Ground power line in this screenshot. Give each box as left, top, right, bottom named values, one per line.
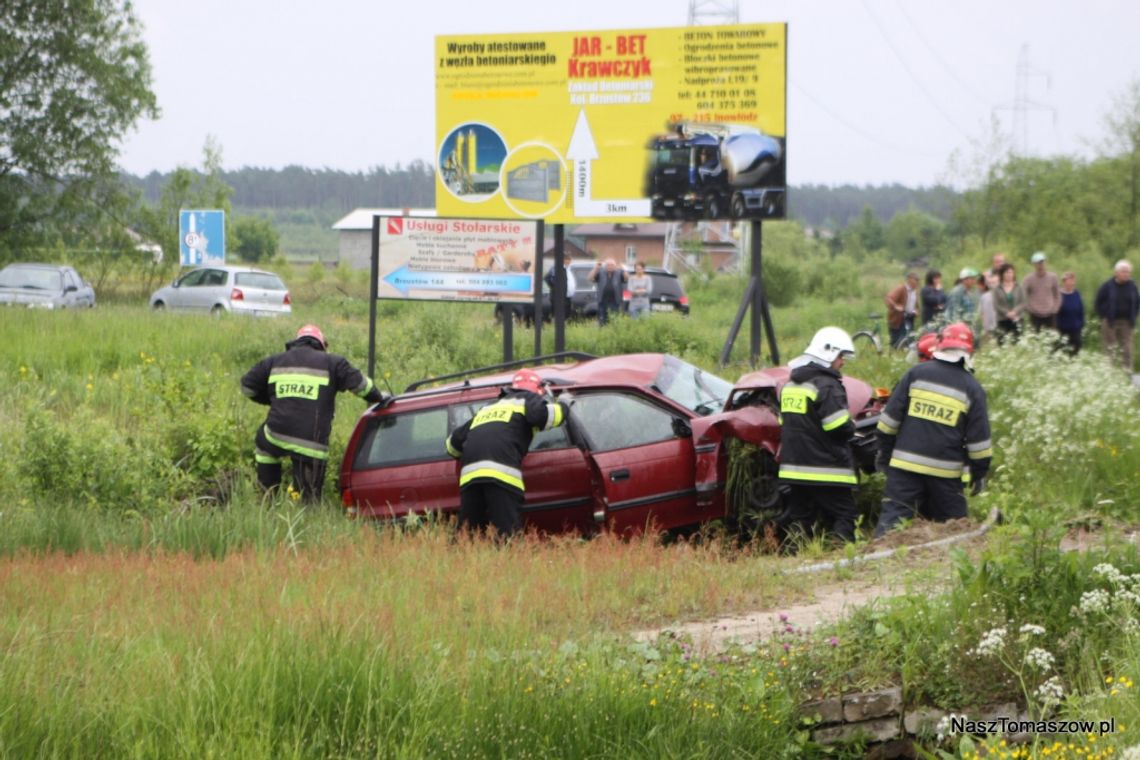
left=790, top=78, right=946, bottom=159
left=859, top=0, right=972, bottom=139
left=893, top=0, right=991, bottom=109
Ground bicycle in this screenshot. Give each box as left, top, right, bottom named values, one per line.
left=851, top=313, right=918, bottom=355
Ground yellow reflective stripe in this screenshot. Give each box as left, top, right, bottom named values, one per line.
left=547, top=402, right=564, bottom=430
left=821, top=410, right=850, bottom=431
left=445, top=437, right=461, bottom=459
left=906, top=387, right=964, bottom=427
left=968, top=447, right=993, bottom=460
left=779, top=469, right=858, bottom=485
left=889, top=457, right=962, bottom=479
left=877, top=420, right=899, bottom=435
left=264, top=427, right=329, bottom=460
left=779, top=464, right=857, bottom=485
left=354, top=377, right=374, bottom=397
left=255, top=452, right=283, bottom=464
left=459, top=468, right=525, bottom=491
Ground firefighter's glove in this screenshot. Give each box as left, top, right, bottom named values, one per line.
left=970, top=477, right=987, bottom=497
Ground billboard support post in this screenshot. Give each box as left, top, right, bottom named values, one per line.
left=533, top=224, right=545, bottom=357
left=502, top=308, right=513, bottom=363
left=719, top=220, right=780, bottom=368
left=553, top=224, right=566, bottom=353
left=368, top=215, right=380, bottom=379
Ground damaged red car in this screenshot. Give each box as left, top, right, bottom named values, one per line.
left=340, top=353, right=885, bottom=535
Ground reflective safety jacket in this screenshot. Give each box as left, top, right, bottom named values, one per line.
left=446, top=391, right=568, bottom=493
left=241, top=337, right=383, bottom=461
left=777, top=361, right=857, bottom=486
left=876, top=358, right=992, bottom=480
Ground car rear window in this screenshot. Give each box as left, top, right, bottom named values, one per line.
left=235, top=272, right=286, bottom=290
left=649, top=274, right=684, bottom=298
left=355, top=408, right=449, bottom=468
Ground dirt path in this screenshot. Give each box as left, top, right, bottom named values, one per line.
left=635, top=517, right=1138, bottom=655
left=633, top=517, right=992, bottom=654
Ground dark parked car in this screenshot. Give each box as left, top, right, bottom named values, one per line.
left=494, top=281, right=553, bottom=326
left=0, top=263, right=96, bottom=309
left=340, top=353, right=884, bottom=536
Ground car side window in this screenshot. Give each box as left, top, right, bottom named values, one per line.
left=63, top=270, right=79, bottom=290
left=357, top=408, right=449, bottom=468
left=203, top=269, right=227, bottom=286
left=571, top=392, right=680, bottom=452
left=178, top=270, right=208, bottom=287
left=451, top=399, right=572, bottom=452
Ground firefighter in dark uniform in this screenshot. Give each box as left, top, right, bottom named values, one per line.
left=445, top=369, right=569, bottom=537
left=241, top=324, right=385, bottom=502
left=873, top=322, right=992, bottom=538
left=776, top=326, right=860, bottom=543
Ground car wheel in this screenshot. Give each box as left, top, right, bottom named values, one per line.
left=211, top=304, right=226, bottom=317
left=728, top=447, right=783, bottom=540
left=152, top=301, right=165, bottom=311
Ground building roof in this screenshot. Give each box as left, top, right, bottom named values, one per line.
left=570, top=223, right=672, bottom=238
left=332, top=208, right=436, bottom=231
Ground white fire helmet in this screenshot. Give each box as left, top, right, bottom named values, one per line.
left=804, top=327, right=856, bottom=364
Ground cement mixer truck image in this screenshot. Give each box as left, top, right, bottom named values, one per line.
left=645, top=122, right=786, bottom=220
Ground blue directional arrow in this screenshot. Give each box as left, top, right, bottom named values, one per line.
left=382, top=265, right=533, bottom=297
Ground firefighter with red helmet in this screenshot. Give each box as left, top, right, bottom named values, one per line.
left=446, top=369, right=569, bottom=537
left=241, top=324, right=386, bottom=502
left=873, top=322, right=992, bottom=538
left=915, top=331, right=939, bottom=362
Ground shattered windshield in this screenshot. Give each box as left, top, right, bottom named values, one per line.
left=653, top=356, right=733, bottom=416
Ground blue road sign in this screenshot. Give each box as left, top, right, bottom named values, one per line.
left=179, top=210, right=226, bottom=266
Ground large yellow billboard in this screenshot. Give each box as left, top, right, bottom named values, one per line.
left=435, top=23, right=787, bottom=223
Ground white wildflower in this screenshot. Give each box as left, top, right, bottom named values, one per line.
left=1094, top=563, right=1127, bottom=585
left=1035, top=676, right=1065, bottom=705
left=1079, top=589, right=1111, bottom=614
left=1118, top=589, right=1140, bottom=606
left=972, top=627, right=1007, bottom=657
left=1025, top=647, right=1055, bottom=671
left=935, top=713, right=962, bottom=742
left=1019, top=623, right=1046, bottom=637
left=1122, top=745, right=1140, bottom=760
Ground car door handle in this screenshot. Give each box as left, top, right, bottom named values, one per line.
left=609, top=469, right=630, bottom=482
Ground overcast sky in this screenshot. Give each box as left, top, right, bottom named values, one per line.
left=116, top=0, right=1140, bottom=187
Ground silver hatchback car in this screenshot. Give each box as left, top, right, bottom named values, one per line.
left=149, top=266, right=291, bottom=316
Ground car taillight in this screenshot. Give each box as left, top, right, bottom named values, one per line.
left=283, top=291, right=291, bottom=305
left=342, top=485, right=354, bottom=507
left=230, top=287, right=244, bottom=301
left=679, top=295, right=689, bottom=306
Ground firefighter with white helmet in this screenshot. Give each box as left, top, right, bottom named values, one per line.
left=446, top=368, right=569, bottom=537
left=241, top=324, right=386, bottom=502
left=873, top=322, right=993, bottom=538
left=775, top=326, right=860, bottom=544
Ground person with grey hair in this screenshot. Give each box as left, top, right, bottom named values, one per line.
left=589, top=258, right=628, bottom=326
left=1094, top=260, right=1139, bottom=370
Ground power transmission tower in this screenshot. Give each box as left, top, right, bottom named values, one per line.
left=663, top=1, right=742, bottom=276
left=995, top=44, right=1055, bottom=155
left=688, top=0, right=739, bottom=24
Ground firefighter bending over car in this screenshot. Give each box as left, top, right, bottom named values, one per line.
left=873, top=322, right=992, bottom=538
left=241, top=324, right=386, bottom=502
left=446, top=369, right=569, bottom=537
left=776, top=327, right=860, bottom=544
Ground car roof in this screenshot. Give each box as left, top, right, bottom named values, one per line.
left=2, top=263, right=70, bottom=271
left=391, top=353, right=671, bottom=409
left=182, top=265, right=277, bottom=275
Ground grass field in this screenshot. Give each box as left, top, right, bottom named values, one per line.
left=2, top=255, right=1139, bottom=758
